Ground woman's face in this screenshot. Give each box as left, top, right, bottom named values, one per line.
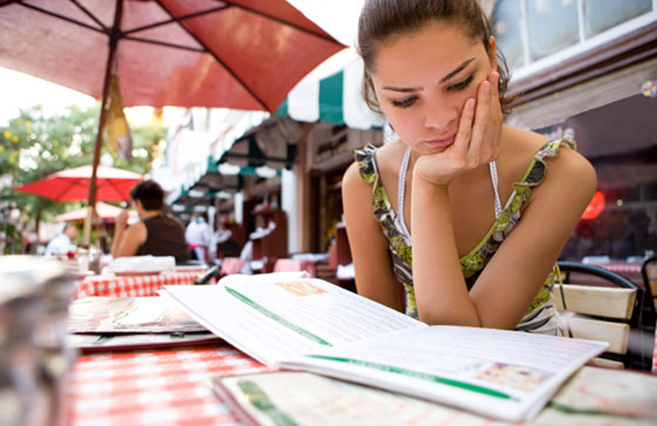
left=370, top=21, right=496, bottom=155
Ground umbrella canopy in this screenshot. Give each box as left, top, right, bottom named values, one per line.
left=219, top=116, right=301, bottom=169
left=0, top=0, right=344, bottom=112
left=275, top=55, right=384, bottom=130
left=55, top=201, right=124, bottom=222
left=14, top=165, right=143, bottom=202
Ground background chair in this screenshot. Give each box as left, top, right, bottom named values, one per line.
left=555, top=261, right=648, bottom=370
left=641, top=255, right=657, bottom=328
left=194, top=265, right=221, bottom=285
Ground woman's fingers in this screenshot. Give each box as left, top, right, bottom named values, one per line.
left=487, top=72, right=502, bottom=162
left=467, top=79, right=491, bottom=164
left=452, top=97, right=476, bottom=160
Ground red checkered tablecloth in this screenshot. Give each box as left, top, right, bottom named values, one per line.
left=73, top=271, right=202, bottom=300
left=596, top=263, right=642, bottom=276
left=66, top=344, right=269, bottom=425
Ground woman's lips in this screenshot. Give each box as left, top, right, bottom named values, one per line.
left=424, top=135, right=456, bottom=149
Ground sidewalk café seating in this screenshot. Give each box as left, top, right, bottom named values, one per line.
left=555, top=261, right=647, bottom=370
left=273, top=258, right=317, bottom=278
left=220, top=257, right=247, bottom=277
left=194, top=265, right=221, bottom=285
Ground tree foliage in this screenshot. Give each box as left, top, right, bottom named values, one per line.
left=0, top=103, right=166, bottom=238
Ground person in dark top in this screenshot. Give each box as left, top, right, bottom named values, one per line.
left=111, top=180, right=190, bottom=264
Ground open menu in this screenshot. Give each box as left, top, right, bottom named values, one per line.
left=66, top=332, right=221, bottom=352
left=66, top=296, right=221, bottom=352
left=161, top=273, right=608, bottom=422
left=67, top=296, right=208, bottom=334
left=212, top=367, right=657, bottom=426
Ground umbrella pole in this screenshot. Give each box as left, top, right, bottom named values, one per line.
left=83, top=0, right=124, bottom=248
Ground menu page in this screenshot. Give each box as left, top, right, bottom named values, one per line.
left=162, top=273, right=425, bottom=366
left=283, top=326, right=608, bottom=422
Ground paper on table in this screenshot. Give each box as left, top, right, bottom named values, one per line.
left=214, top=368, right=657, bottom=426
left=161, top=273, right=424, bottom=366
left=67, top=332, right=222, bottom=352
left=545, top=366, right=657, bottom=419
left=281, top=326, right=608, bottom=422
left=67, top=297, right=207, bottom=334
left=105, top=255, right=175, bottom=274
left=162, top=273, right=607, bottom=422
left=213, top=371, right=511, bottom=426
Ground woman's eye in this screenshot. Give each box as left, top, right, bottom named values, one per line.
left=391, top=96, right=418, bottom=109
left=448, top=74, right=474, bottom=91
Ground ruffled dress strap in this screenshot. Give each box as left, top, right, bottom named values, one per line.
left=355, top=143, right=380, bottom=185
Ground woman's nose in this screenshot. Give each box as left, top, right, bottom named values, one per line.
left=423, top=97, right=459, bottom=130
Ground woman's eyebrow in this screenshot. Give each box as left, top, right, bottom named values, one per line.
left=380, top=58, right=476, bottom=92
left=439, top=58, right=476, bottom=84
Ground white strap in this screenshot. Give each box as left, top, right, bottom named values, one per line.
left=397, top=147, right=412, bottom=238
left=489, top=161, right=502, bottom=219
left=398, top=149, right=502, bottom=238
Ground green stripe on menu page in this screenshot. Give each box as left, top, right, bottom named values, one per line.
left=225, top=286, right=332, bottom=347
left=238, top=380, right=299, bottom=426
left=306, top=355, right=518, bottom=401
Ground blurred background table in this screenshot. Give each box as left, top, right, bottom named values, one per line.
left=66, top=344, right=268, bottom=426
left=596, top=262, right=642, bottom=280
left=73, top=269, right=206, bottom=299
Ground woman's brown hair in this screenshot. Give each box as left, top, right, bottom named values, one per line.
left=357, top=0, right=514, bottom=114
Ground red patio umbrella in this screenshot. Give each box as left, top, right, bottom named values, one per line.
left=0, top=0, right=344, bottom=244
left=15, top=165, right=143, bottom=202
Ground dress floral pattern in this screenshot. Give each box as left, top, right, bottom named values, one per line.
left=355, top=137, right=575, bottom=334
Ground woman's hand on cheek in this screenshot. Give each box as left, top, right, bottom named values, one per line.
left=471, top=72, right=502, bottom=165
left=414, top=72, right=502, bottom=187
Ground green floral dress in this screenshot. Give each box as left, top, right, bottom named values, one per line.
left=355, top=137, right=575, bottom=335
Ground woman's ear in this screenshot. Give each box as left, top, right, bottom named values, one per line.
left=489, top=35, right=498, bottom=70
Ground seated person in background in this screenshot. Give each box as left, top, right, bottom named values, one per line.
left=185, top=213, right=211, bottom=261
left=111, top=180, right=190, bottom=264
left=45, top=224, right=78, bottom=257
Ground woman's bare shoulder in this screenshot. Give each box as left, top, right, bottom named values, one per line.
left=373, top=141, right=407, bottom=175
left=505, top=127, right=597, bottom=198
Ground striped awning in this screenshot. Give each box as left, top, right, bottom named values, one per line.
left=275, top=57, right=385, bottom=130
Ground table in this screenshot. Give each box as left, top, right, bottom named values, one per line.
left=74, top=271, right=202, bottom=300
left=66, top=344, right=269, bottom=426
left=594, top=263, right=644, bottom=287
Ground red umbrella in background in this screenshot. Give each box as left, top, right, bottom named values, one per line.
left=55, top=201, right=125, bottom=223
left=0, top=0, right=345, bottom=244
left=15, top=165, right=143, bottom=202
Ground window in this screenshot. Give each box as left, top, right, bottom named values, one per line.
left=585, top=0, right=653, bottom=37
left=492, top=0, right=656, bottom=83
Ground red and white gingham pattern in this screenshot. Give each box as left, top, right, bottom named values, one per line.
left=73, top=271, right=201, bottom=300
left=66, top=344, right=270, bottom=426
left=596, top=263, right=642, bottom=276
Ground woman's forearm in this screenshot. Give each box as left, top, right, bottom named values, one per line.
left=111, top=226, right=126, bottom=258
left=411, top=172, right=481, bottom=326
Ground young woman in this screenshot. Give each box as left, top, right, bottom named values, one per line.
left=342, top=0, right=596, bottom=334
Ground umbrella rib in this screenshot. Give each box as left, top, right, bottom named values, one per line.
left=122, top=5, right=230, bottom=36
left=16, top=2, right=105, bottom=34
left=153, top=0, right=269, bottom=111
left=0, top=0, right=20, bottom=10
left=221, top=0, right=338, bottom=44
left=123, top=36, right=206, bottom=53
left=68, top=0, right=108, bottom=32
